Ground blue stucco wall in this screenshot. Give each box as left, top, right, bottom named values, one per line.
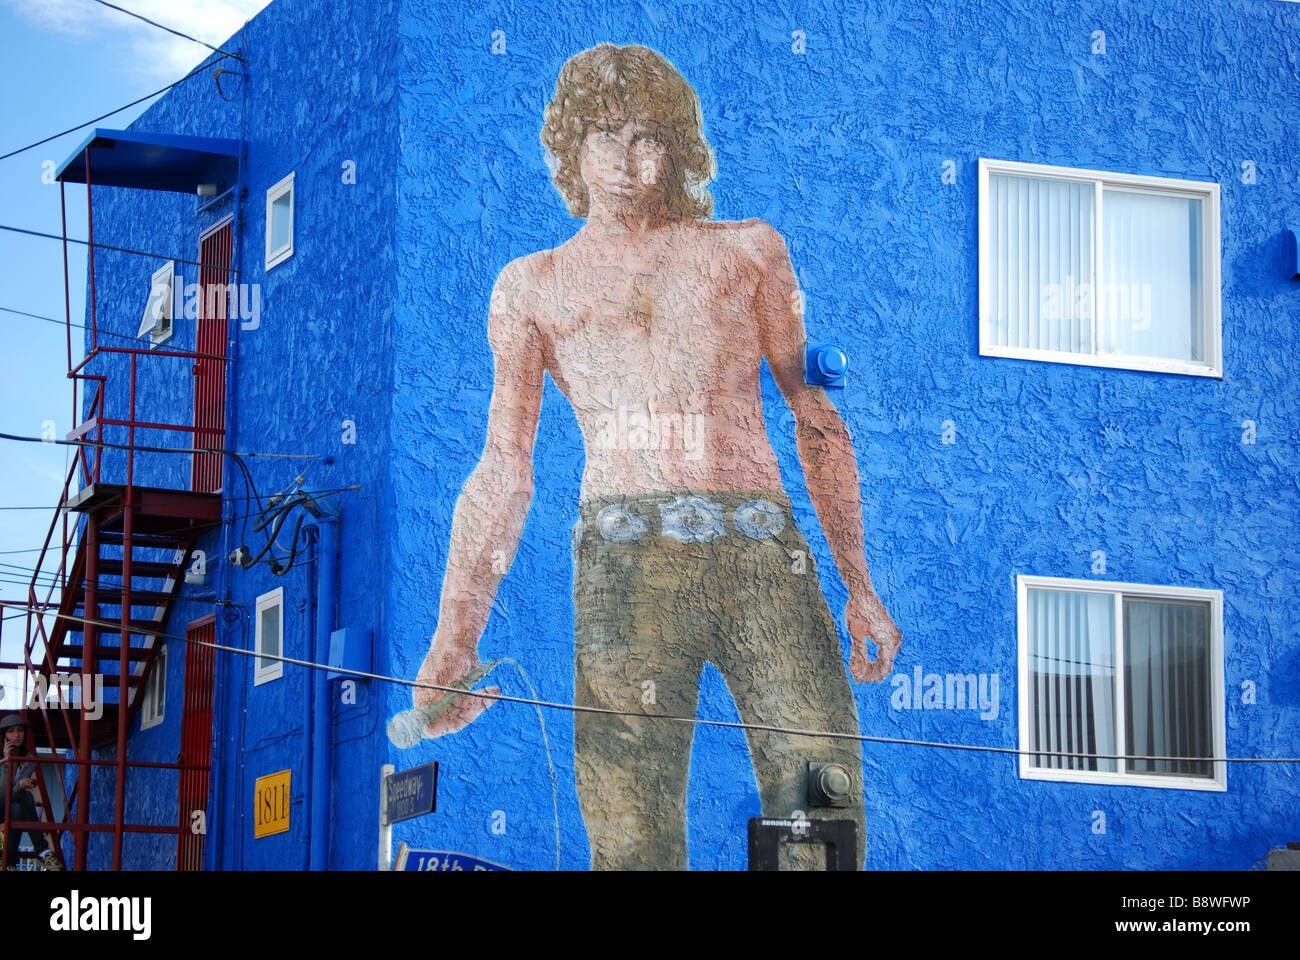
left=387, top=0, right=1300, bottom=870
left=66, top=0, right=1298, bottom=871
left=76, top=0, right=399, bottom=869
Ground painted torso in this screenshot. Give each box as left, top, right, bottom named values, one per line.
left=523, top=218, right=787, bottom=500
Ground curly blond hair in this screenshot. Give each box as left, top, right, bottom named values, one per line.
left=541, top=43, right=716, bottom=219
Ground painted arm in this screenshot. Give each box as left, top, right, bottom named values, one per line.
left=752, top=222, right=902, bottom=682
left=414, top=257, right=545, bottom=735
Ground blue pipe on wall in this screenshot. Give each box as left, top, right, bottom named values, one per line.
left=307, top=515, right=339, bottom=870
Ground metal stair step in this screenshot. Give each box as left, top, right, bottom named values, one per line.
left=95, top=559, right=181, bottom=578
left=59, top=617, right=165, bottom=637
left=56, top=644, right=153, bottom=662
left=95, top=531, right=189, bottom=548
left=75, top=588, right=174, bottom=606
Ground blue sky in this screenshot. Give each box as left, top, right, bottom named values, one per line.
left=0, top=0, right=270, bottom=702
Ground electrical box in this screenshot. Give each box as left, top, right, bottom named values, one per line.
left=327, top=628, right=372, bottom=680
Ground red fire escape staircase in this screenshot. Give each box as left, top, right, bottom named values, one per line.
left=47, top=478, right=221, bottom=749
left=0, top=131, right=240, bottom=871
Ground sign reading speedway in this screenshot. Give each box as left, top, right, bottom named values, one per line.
left=383, top=762, right=437, bottom=825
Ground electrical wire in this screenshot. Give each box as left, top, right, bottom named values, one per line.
left=0, top=305, right=238, bottom=362
left=0, top=484, right=360, bottom=514
left=0, top=429, right=315, bottom=461
left=88, top=0, right=247, bottom=62
left=0, top=431, right=307, bottom=560
left=498, top=658, right=560, bottom=870
left=0, top=439, right=357, bottom=581
left=0, top=489, right=363, bottom=589
left=2, top=601, right=1296, bottom=766
left=0, top=224, right=242, bottom=275
left=238, top=471, right=332, bottom=575
left=0, top=55, right=236, bottom=163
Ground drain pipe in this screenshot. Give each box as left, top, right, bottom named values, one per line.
left=305, top=502, right=340, bottom=871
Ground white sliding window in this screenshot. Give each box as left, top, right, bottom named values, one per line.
left=980, top=160, right=1221, bottom=377
left=1017, top=575, right=1225, bottom=791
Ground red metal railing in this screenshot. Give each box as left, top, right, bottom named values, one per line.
left=1, top=753, right=210, bottom=870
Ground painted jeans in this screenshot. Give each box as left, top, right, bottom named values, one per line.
left=571, top=490, right=866, bottom=870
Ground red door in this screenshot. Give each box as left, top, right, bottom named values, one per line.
left=193, top=220, right=231, bottom=493
left=177, top=616, right=216, bottom=870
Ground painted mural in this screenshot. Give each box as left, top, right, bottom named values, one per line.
left=388, top=43, right=901, bottom=870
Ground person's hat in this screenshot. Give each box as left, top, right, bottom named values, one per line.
left=0, top=714, right=28, bottom=733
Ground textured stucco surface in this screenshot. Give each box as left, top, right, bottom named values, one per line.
left=76, top=0, right=397, bottom=869
left=69, top=0, right=1300, bottom=870
left=387, top=0, right=1300, bottom=870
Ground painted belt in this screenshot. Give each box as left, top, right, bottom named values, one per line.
left=595, top=495, right=786, bottom=544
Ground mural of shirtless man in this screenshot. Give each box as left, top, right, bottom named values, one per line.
left=407, top=42, right=902, bottom=870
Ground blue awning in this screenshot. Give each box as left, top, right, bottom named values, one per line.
left=56, top=128, right=242, bottom=194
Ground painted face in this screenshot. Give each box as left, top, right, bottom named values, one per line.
left=579, top=118, right=670, bottom=208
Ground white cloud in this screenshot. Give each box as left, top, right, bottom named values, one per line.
left=5, top=0, right=274, bottom=80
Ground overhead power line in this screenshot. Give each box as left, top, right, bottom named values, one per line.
left=0, top=55, right=236, bottom=163
left=0, top=484, right=360, bottom=514
left=1, top=601, right=1295, bottom=766
left=89, top=0, right=247, bottom=62
left=0, top=224, right=241, bottom=275
left=0, top=430, right=315, bottom=461
left=0, top=305, right=235, bottom=359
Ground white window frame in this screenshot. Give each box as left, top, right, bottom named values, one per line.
left=1017, top=575, right=1226, bottom=792
left=137, top=259, right=175, bottom=346
left=979, top=159, right=1222, bottom=378
left=140, top=642, right=166, bottom=730
left=264, top=172, right=295, bottom=270
left=254, top=587, right=284, bottom=686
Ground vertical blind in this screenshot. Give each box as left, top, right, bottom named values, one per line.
left=1028, top=587, right=1214, bottom=779
left=988, top=173, right=1204, bottom=364
left=1124, top=598, right=1213, bottom=777
left=1027, top=589, right=1116, bottom=772
left=989, top=173, right=1094, bottom=353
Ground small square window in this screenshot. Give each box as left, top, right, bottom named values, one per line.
left=254, top=588, right=284, bottom=685
left=979, top=159, right=1222, bottom=377
left=137, top=260, right=175, bottom=346
left=140, top=643, right=166, bottom=730
left=1017, top=576, right=1226, bottom=791
left=265, top=172, right=295, bottom=270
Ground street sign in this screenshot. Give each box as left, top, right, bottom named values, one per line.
left=384, top=762, right=437, bottom=825
left=395, top=843, right=510, bottom=872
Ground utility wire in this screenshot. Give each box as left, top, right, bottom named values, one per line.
left=0, top=224, right=241, bottom=275
left=0, top=429, right=315, bottom=461
left=0, top=55, right=235, bottom=163
left=0, top=484, right=360, bottom=513
left=499, top=657, right=560, bottom=869
left=2, top=601, right=1296, bottom=766
left=0, top=305, right=237, bottom=362
left=89, top=0, right=247, bottom=62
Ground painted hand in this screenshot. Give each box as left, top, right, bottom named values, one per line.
left=846, top=591, right=901, bottom=683
left=412, top=637, right=500, bottom=738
